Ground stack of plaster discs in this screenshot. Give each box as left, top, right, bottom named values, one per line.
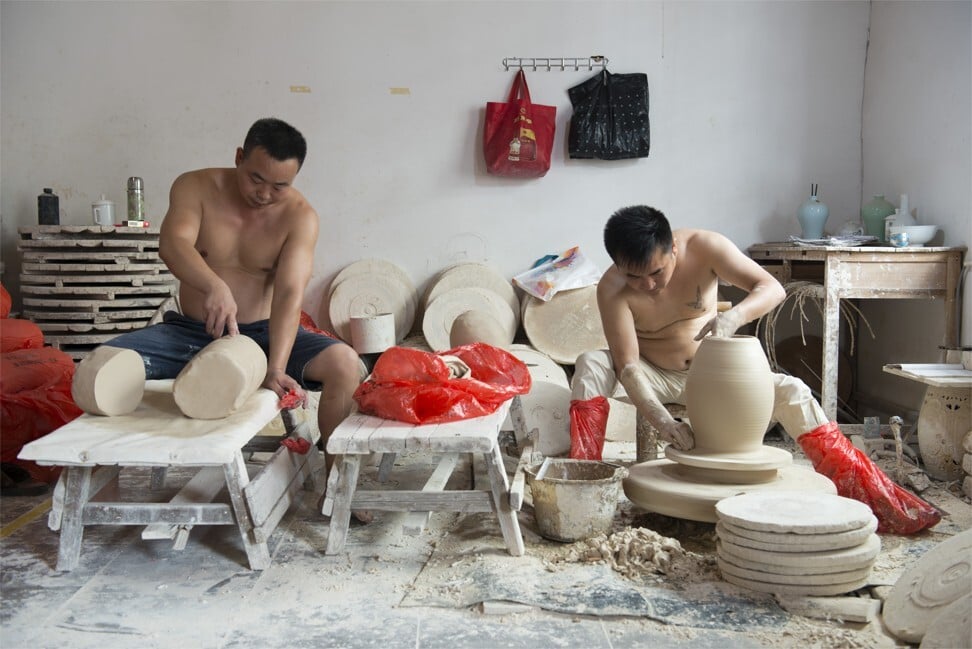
left=714, top=492, right=880, bottom=596
left=421, top=263, right=519, bottom=351
left=323, top=259, right=417, bottom=345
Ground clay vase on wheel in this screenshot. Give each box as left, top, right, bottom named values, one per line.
left=685, top=336, right=774, bottom=453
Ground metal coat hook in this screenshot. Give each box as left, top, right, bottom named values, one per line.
left=502, top=56, right=608, bottom=72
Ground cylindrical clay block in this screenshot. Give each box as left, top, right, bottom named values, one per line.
left=173, top=335, right=268, bottom=419
left=72, top=346, right=146, bottom=416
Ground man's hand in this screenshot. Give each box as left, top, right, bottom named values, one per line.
left=659, top=420, right=695, bottom=451
left=263, top=368, right=306, bottom=408
left=694, top=307, right=745, bottom=340
left=203, top=282, right=240, bottom=338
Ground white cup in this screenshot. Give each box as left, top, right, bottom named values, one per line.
left=92, top=196, right=115, bottom=226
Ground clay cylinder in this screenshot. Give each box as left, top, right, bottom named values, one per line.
left=685, top=336, right=774, bottom=453
left=173, top=335, right=268, bottom=419
left=349, top=313, right=395, bottom=354
left=71, top=346, right=146, bottom=416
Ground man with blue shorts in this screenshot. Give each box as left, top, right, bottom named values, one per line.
left=106, top=117, right=365, bottom=472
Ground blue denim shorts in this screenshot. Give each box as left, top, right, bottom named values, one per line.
left=105, top=311, right=346, bottom=391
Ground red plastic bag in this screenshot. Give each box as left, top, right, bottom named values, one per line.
left=798, top=422, right=941, bottom=534
left=3, top=348, right=82, bottom=483
left=1, top=347, right=76, bottom=395
left=1, top=318, right=44, bottom=353
left=0, top=283, right=11, bottom=318
left=484, top=70, right=556, bottom=178
left=353, top=343, right=531, bottom=424
left=569, top=396, right=610, bottom=460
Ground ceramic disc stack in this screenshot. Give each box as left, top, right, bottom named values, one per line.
left=421, top=262, right=519, bottom=326
left=323, top=259, right=417, bottom=344
left=714, top=492, right=880, bottom=596
left=521, top=285, right=607, bottom=365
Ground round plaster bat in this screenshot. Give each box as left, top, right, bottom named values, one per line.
left=173, top=335, right=268, bottom=419
left=72, top=346, right=146, bottom=416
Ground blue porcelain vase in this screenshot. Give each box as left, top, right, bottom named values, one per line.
left=797, top=193, right=829, bottom=239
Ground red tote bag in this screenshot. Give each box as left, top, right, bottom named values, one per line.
left=483, top=70, right=556, bottom=178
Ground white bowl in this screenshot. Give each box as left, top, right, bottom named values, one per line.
left=889, top=224, right=938, bottom=247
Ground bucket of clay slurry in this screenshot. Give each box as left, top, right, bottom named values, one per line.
left=525, top=459, right=628, bottom=542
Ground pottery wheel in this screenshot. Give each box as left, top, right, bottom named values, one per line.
left=422, top=263, right=519, bottom=327
left=883, top=528, right=972, bottom=644
left=716, top=517, right=878, bottom=553
left=522, top=286, right=608, bottom=365
left=422, top=287, right=516, bottom=352
left=715, top=491, right=875, bottom=534
left=665, top=445, right=792, bottom=472
left=326, top=273, right=415, bottom=343
left=623, top=459, right=836, bottom=523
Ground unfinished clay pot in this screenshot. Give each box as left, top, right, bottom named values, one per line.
left=685, top=335, right=774, bottom=453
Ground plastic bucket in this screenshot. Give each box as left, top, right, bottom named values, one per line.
left=525, top=459, right=628, bottom=542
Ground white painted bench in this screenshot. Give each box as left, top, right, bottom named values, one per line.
left=18, top=379, right=324, bottom=571
left=323, top=396, right=530, bottom=557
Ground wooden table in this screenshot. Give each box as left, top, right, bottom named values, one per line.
left=748, top=243, right=966, bottom=420
left=18, top=381, right=323, bottom=571
left=323, top=397, right=529, bottom=557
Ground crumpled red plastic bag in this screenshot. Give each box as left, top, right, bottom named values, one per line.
left=353, top=343, right=531, bottom=424
left=798, top=421, right=941, bottom=535
left=569, top=396, right=610, bottom=460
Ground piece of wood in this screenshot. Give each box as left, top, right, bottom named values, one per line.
left=142, top=466, right=226, bottom=540
left=84, top=502, right=235, bottom=525
left=775, top=594, right=881, bottom=623
left=402, top=453, right=461, bottom=536
left=56, top=467, right=93, bottom=571
left=324, top=455, right=362, bottom=555
left=509, top=444, right=533, bottom=511
left=223, top=452, right=270, bottom=570
left=377, top=453, right=397, bottom=483
left=352, top=491, right=493, bottom=512
left=483, top=444, right=525, bottom=557
left=49, top=465, right=120, bottom=532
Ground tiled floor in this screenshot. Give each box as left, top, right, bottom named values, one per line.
left=1, top=438, right=967, bottom=649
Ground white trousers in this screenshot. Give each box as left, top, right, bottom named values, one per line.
left=570, top=349, right=828, bottom=440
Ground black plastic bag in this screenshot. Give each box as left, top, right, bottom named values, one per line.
left=568, top=70, right=650, bottom=160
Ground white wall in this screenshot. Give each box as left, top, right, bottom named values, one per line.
left=858, top=0, right=972, bottom=415
left=1, top=0, right=868, bottom=328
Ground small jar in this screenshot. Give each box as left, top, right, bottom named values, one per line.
left=127, top=177, right=145, bottom=221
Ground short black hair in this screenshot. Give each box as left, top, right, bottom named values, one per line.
left=603, top=205, right=674, bottom=269
left=242, top=118, right=307, bottom=167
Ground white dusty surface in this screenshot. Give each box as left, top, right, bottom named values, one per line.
left=2, top=434, right=970, bottom=649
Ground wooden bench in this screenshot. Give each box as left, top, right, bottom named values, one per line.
left=322, top=396, right=530, bottom=557
left=18, top=380, right=324, bottom=571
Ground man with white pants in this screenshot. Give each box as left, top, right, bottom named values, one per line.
left=570, top=205, right=939, bottom=534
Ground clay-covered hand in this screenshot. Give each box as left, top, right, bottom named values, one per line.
left=659, top=420, right=695, bottom=451
left=203, top=281, right=240, bottom=338
left=264, top=367, right=306, bottom=407
left=694, top=307, right=745, bottom=340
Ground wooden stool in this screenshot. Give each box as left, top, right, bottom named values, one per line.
left=18, top=380, right=324, bottom=571
left=323, top=397, right=528, bottom=556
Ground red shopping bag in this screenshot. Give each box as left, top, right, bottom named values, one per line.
left=483, top=70, right=556, bottom=178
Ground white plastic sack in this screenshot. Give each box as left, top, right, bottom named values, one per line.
left=513, top=246, right=602, bottom=302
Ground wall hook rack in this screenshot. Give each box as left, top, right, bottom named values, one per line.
left=502, top=56, right=608, bottom=72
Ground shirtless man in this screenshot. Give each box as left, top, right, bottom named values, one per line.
left=105, top=118, right=364, bottom=468
left=571, top=205, right=940, bottom=534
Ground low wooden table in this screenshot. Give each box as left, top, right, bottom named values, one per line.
left=323, top=397, right=528, bottom=557
left=749, top=243, right=965, bottom=420
left=18, top=380, right=323, bottom=571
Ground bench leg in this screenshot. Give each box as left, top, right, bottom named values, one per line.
left=223, top=452, right=271, bottom=570
left=56, top=466, right=93, bottom=571
left=324, top=455, right=361, bottom=555
left=482, top=445, right=525, bottom=557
